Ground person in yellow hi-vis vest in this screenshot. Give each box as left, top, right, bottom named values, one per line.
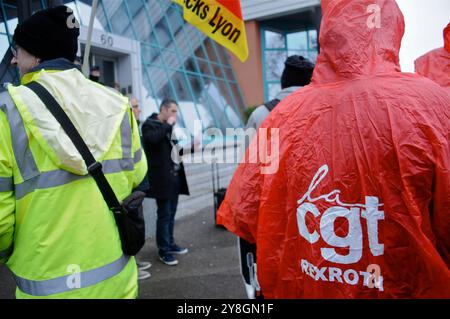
left=0, top=6, right=147, bottom=298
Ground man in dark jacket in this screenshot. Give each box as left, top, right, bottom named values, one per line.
left=142, top=99, right=190, bottom=266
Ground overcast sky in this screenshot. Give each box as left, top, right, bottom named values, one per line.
left=397, top=0, right=449, bottom=72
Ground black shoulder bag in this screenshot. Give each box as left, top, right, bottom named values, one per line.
left=263, top=98, right=281, bottom=112
left=25, top=81, right=145, bottom=256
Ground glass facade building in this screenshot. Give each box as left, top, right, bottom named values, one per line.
left=0, top=0, right=246, bottom=136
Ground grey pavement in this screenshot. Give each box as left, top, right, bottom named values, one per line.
left=137, top=205, right=246, bottom=299
left=0, top=205, right=247, bottom=299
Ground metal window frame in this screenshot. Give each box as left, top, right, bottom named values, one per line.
left=261, top=24, right=317, bottom=101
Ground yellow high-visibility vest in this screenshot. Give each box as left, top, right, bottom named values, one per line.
left=0, top=66, right=147, bottom=298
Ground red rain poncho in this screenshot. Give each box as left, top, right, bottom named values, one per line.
left=218, top=0, right=450, bottom=298
left=415, top=23, right=450, bottom=89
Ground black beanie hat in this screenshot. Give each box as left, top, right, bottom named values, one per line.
left=13, top=6, right=80, bottom=62
left=280, top=55, right=315, bottom=89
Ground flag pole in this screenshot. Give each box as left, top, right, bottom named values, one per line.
left=82, top=0, right=99, bottom=77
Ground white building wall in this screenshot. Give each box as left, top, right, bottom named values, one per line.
left=241, top=0, right=320, bottom=21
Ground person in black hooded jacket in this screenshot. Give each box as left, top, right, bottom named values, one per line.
left=141, top=99, right=190, bottom=266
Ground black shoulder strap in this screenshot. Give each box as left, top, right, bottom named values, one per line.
left=25, top=81, right=123, bottom=212
left=264, top=98, right=281, bottom=112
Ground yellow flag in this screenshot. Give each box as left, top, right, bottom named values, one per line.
left=172, top=0, right=249, bottom=62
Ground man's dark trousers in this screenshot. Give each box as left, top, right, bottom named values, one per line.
left=156, top=175, right=180, bottom=256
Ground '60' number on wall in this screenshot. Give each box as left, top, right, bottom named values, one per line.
left=101, top=34, right=114, bottom=47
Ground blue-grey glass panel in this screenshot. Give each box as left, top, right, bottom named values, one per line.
left=287, top=31, right=307, bottom=51
left=70, top=0, right=106, bottom=30
left=145, top=0, right=163, bottom=18
left=198, top=60, right=214, bottom=77
left=288, top=49, right=308, bottom=56
left=3, top=5, right=17, bottom=36
left=200, top=80, right=235, bottom=131
left=0, top=30, right=9, bottom=60
left=152, top=17, right=171, bottom=48
left=171, top=71, right=195, bottom=102
left=268, top=82, right=281, bottom=100
left=203, top=38, right=220, bottom=64
left=140, top=68, right=160, bottom=119
left=183, top=58, right=198, bottom=73
left=141, top=44, right=160, bottom=64
left=122, top=24, right=134, bottom=38
left=127, top=0, right=143, bottom=17
left=165, top=5, right=184, bottom=38
left=194, top=46, right=207, bottom=60
left=109, top=2, right=130, bottom=34
left=150, top=69, right=174, bottom=100
left=215, top=45, right=230, bottom=67
left=146, top=64, right=170, bottom=97
left=184, top=78, right=215, bottom=131
left=192, top=58, right=212, bottom=77
left=229, top=83, right=245, bottom=111
left=265, top=30, right=285, bottom=49
left=162, top=49, right=181, bottom=69
left=309, top=29, right=318, bottom=51
left=265, top=50, right=288, bottom=81
left=133, top=9, right=151, bottom=42
left=308, top=51, right=318, bottom=63
left=216, top=80, right=239, bottom=121
left=223, top=67, right=235, bottom=83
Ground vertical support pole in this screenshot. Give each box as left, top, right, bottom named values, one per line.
left=82, top=0, right=99, bottom=77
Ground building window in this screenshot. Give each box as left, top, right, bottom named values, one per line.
left=262, top=27, right=318, bottom=100
left=99, top=0, right=246, bottom=134
left=0, top=0, right=246, bottom=135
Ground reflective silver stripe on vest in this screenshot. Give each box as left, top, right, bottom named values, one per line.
left=0, top=245, right=13, bottom=259
left=15, top=170, right=85, bottom=200
left=104, top=157, right=134, bottom=173
left=14, top=254, right=130, bottom=296
left=0, top=93, right=39, bottom=181
left=15, top=158, right=134, bottom=200
left=0, top=176, right=13, bottom=192
left=121, top=112, right=132, bottom=159
left=134, top=149, right=142, bottom=163
left=1, top=92, right=136, bottom=199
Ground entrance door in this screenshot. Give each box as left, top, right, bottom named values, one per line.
left=91, top=54, right=118, bottom=88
